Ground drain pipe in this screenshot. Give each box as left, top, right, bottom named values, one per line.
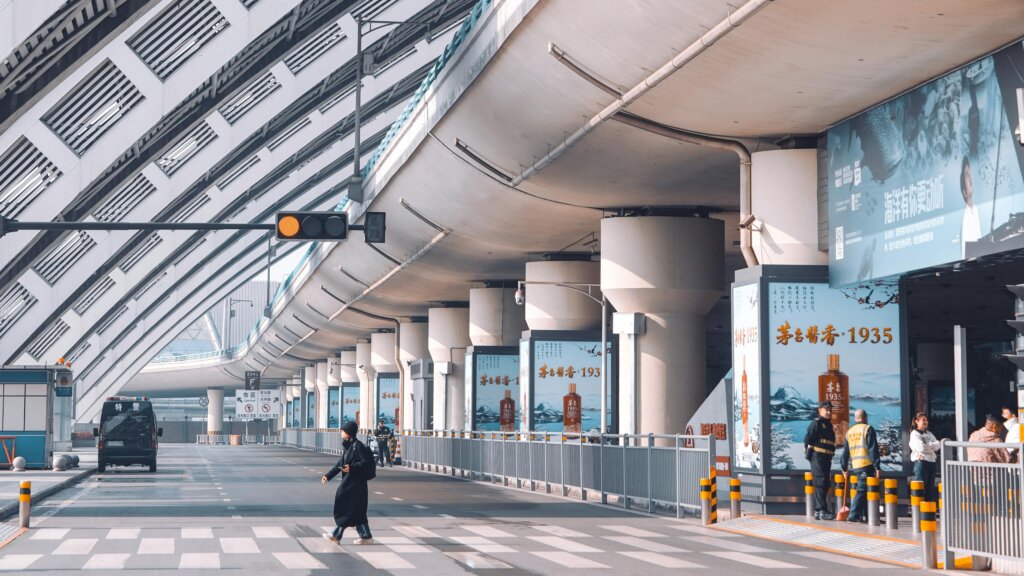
left=509, top=0, right=772, bottom=188
left=346, top=306, right=405, bottom=431
left=611, top=113, right=758, bottom=267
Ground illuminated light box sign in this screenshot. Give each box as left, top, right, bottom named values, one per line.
left=466, top=347, right=520, bottom=432
left=732, top=282, right=763, bottom=472
left=767, top=279, right=903, bottom=473
left=828, top=42, right=1024, bottom=286
left=341, top=382, right=359, bottom=424
left=521, top=332, right=616, bottom=434
left=376, top=374, right=399, bottom=427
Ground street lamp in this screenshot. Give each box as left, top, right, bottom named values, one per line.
left=514, top=280, right=611, bottom=434
left=350, top=16, right=432, bottom=203
left=227, top=298, right=253, bottom=348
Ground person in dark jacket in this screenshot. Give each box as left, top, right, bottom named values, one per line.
left=321, top=420, right=375, bottom=544
left=803, top=401, right=836, bottom=520
left=374, top=420, right=393, bottom=467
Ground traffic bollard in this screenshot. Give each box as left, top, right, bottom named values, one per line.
left=884, top=478, right=898, bottom=529
left=866, top=476, right=880, bottom=526
left=938, top=482, right=942, bottom=516
left=920, top=501, right=937, bottom=569
left=708, top=467, right=718, bottom=524
left=804, top=472, right=814, bottom=519
left=834, top=473, right=846, bottom=515
left=730, top=477, right=741, bottom=520
left=19, top=481, right=31, bottom=528
left=700, top=478, right=712, bottom=525
left=910, top=480, right=923, bottom=534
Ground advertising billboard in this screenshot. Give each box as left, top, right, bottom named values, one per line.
left=376, top=374, right=400, bottom=427
left=531, top=339, right=613, bottom=433
left=341, top=383, right=359, bottom=424
left=732, top=282, right=762, bottom=472
left=767, top=279, right=902, bottom=472
left=328, top=388, right=340, bottom=428
left=470, top=350, right=520, bottom=431
left=829, top=41, right=1024, bottom=286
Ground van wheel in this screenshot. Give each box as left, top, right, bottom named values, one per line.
left=149, top=460, right=157, bottom=473
left=98, top=460, right=105, bottom=473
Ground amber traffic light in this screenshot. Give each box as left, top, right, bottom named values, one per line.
left=275, top=212, right=348, bottom=241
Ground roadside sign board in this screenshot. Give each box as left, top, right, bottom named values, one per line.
left=235, top=389, right=281, bottom=420
left=244, top=371, right=261, bottom=390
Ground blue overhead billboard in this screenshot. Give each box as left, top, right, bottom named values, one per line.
left=828, top=41, right=1024, bottom=286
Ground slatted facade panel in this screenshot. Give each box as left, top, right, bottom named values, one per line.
left=118, top=233, right=163, bottom=273
left=0, top=137, right=62, bottom=219
left=96, top=304, right=128, bottom=335
left=127, top=0, right=230, bottom=80
left=32, top=231, right=97, bottom=285
left=73, top=276, right=117, bottom=315
left=40, top=60, right=145, bottom=156
left=266, top=118, right=311, bottom=151
left=172, top=238, right=207, bottom=265
left=169, top=193, right=210, bottom=222
left=66, top=341, right=91, bottom=364
left=135, top=271, right=168, bottom=300
left=216, top=154, right=260, bottom=189
left=240, top=0, right=262, bottom=7
left=26, top=319, right=70, bottom=360
left=157, top=122, right=217, bottom=176
left=283, top=23, right=345, bottom=74
left=93, top=173, right=157, bottom=222
left=318, top=85, right=355, bottom=114
left=0, top=284, right=38, bottom=340
left=353, top=0, right=399, bottom=21
left=218, top=72, right=280, bottom=124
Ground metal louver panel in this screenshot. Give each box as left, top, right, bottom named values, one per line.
left=135, top=272, right=168, bottom=300
left=96, top=305, right=128, bottom=335
left=169, top=193, right=210, bottom=223
left=73, top=276, right=117, bottom=315
left=157, top=122, right=217, bottom=176
left=353, top=0, right=398, bottom=21
left=119, top=233, right=163, bottom=273
left=267, top=118, right=311, bottom=151
left=127, top=0, right=230, bottom=81
left=66, top=341, right=91, bottom=364
left=27, top=319, right=70, bottom=360
left=318, top=85, right=356, bottom=114
left=0, top=137, right=62, bottom=219
left=241, top=0, right=262, bottom=7
left=172, top=238, right=206, bottom=265
left=110, top=324, right=136, bottom=350
left=40, top=60, right=145, bottom=156
left=283, top=23, right=345, bottom=74
left=93, top=173, right=157, bottom=222
left=218, top=72, right=280, bottom=124
left=32, top=231, right=97, bottom=285
left=0, top=283, right=37, bottom=340
left=216, top=154, right=260, bottom=189
left=78, top=354, right=104, bottom=383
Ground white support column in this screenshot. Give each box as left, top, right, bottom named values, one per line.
left=602, top=216, right=724, bottom=435
left=470, top=287, right=528, bottom=346
left=372, top=331, right=398, bottom=428
left=303, top=367, right=316, bottom=429
left=339, top=348, right=358, bottom=425
left=524, top=261, right=601, bottom=331
left=315, top=361, right=329, bottom=429
left=429, top=307, right=470, bottom=431
left=207, top=388, right=224, bottom=435
left=356, top=341, right=375, bottom=431
left=750, top=149, right=826, bottom=265
left=399, top=321, right=428, bottom=432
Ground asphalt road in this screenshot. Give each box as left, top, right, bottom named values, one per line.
left=0, top=444, right=917, bottom=574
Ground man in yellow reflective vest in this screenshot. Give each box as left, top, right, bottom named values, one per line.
left=841, top=409, right=880, bottom=523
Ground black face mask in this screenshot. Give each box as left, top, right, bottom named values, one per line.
left=342, top=437, right=353, bottom=448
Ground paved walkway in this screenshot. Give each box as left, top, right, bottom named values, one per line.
left=0, top=449, right=96, bottom=516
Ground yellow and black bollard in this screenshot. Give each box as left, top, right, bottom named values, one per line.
left=920, top=501, right=937, bottom=568
left=910, top=480, right=924, bottom=534
left=884, top=478, right=898, bottom=529
left=19, top=481, right=31, bottom=528
left=804, top=471, right=814, bottom=519
left=834, top=473, right=846, bottom=516
left=938, top=482, right=943, bottom=516
left=700, top=478, right=712, bottom=525
left=866, top=476, right=880, bottom=526
left=730, top=477, right=741, bottom=519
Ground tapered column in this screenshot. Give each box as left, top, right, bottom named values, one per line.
left=356, top=340, right=375, bottom=430
left=429, top=306, right=470, bottom=430
left=524, top=261, right=601, bottom=331
left=751, top=149, right=826, bottom=265
left=399, top=320, right=428, bottom=431
left=372, top=331, right=397, bottom=428
left=284, top=385, right=293, bottom=428
left=206, top=388, right=224, bottom=435
left=470, top=286, right=528, bottom=345
left=315, top=361, right=329, bottom=429
left=303, top=367, right=316, bottom=428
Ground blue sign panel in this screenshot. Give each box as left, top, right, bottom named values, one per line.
left=829, top=41, right=1024, bottom=285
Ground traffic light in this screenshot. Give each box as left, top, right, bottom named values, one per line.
left=275, top=212, right=347, bottom=241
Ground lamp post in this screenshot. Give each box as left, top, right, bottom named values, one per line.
left=350, top=16, right=432, bottom=203
left=227, top=298, right=253, bottom=348
left=514, top=280, right=610, bottom=434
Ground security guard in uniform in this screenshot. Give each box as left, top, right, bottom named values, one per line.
left=803, top=401, right=836, bottom=520
left=841, top=409, right=880, bottom=523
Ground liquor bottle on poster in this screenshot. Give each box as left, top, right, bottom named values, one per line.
left=741, top=355, right=749, bottom=447
left=818, top=354, right=849, bottom=440
left=500, top=390, right=515, bottom=432
left=563, top=383, right=581, bottom=433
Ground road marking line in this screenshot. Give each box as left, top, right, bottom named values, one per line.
left=533, top=525, right=588, bottom=538
left=181, top=527, right=214, bottom=539
left=232, top=515, right=242, bottom=519
left=374, top=491, right=385, bottom=495
left=377, top=537, right=415, bottom=544
left=82, top=553, right=131, bottom=570
left=451, top=536, right=514, bottom=554
left=138, top=538, right=175, bottom=554
left=274, top=551, right=327, bottom=569
left=221, top=537, right=260, bottom=554
left=439, top=514, right=455, bottom=519
left=179, top=553, right=220, bottom=569
left=0, top=554, right=42, bottom=570
left=683, top=536, right=769, bottom=553
left=107, top=528, right=140, bottom=540
left=253, top=526, right=289, bottom=539
left=412, top=504, right=428, bottom=509
left=600, top=525, right=664, bottom=538
left=705, top=551, right=803, bottom=569
left=464, top=525, right=515, bottom=538
left=531, top=551, right=609, bottom=568
left=297, top=537, right=346, bottom=554
left=391, top=497, right=404, bottom=501
left=528, top=536, right=601, bottom=553
left=54, top=538, right=98, bottom=555
left=386, top=544, right=433, bottom=553
left=618, top=551, right=705, bottom=568
left=445, top=551, right=511, bottom=569
left=791, top=551, right=892, bottom=569
left=603, top=536, right=688, bottom=553
left=665, top=524, right=740, bottom=537
left=30, top=528, right=69, bottom=540
left=355, top=551, right=415, bottom=569
left=395, top=525, right=440, bottom=539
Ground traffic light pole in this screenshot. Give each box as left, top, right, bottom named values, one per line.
left=0, top=216, right=379, bottom=238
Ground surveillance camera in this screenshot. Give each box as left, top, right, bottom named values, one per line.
left=739, top=214, right=756, bottom=229
left=514, top=288, right=525, bottom=306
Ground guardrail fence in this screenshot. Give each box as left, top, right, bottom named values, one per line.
left=196, top=434, right=280, bottom=445
left=941, top=439, right=1024, bottom=568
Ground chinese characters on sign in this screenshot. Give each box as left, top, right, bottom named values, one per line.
left=472, top=352, right=520, bottom=432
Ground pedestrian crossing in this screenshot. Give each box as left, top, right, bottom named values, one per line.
left=0, top=520, right=915, bottom=572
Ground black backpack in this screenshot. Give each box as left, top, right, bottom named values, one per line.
left=360, top=442, right=377, bottom=480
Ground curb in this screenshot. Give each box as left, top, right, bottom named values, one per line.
left=0, top=467, right=96, bottom=522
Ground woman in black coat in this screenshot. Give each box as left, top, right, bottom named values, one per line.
left=321, top=420, right=375, bottom=544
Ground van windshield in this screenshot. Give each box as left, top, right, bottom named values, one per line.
left=101, top=402, right=153, bottom=437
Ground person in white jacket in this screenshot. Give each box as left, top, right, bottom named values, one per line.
left=1002, top=407, right=1020, bottom=461
left=909, top=413, right=941, bottom=503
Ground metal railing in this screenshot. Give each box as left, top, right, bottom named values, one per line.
left=941, top=439, right=1024, bottom=566
left=196, top=434, right=280, bottom=445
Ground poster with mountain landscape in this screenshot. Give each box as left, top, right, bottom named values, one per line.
left=532, top=339, right=612, bottom=433
left=472, top=351, right=520, bottom=431
left=768, top=279, right=903, bottom=472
